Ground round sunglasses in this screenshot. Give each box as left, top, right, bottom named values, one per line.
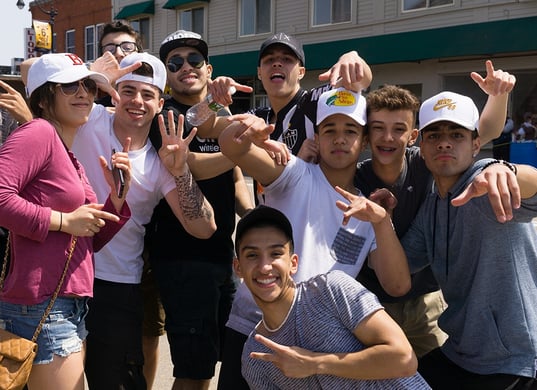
left=56, top=78, right=98, bottom=96
left=166, top=53, right=205, bottom=72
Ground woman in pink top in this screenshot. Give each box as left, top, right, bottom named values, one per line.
left=0, top=53, right=131, bottom=390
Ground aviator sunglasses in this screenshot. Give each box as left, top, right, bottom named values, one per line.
left=166, top=53, right=205, bottom=72
left=56, top=78, right=98, bottom=96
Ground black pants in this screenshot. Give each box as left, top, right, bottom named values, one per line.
left=419, top=348, right=537, bottom=390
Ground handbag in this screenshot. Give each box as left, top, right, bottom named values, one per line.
left=0, top=232, right=77, bottom=390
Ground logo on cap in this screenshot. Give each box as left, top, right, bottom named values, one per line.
left=433, top=98, right=457, bottom=111
left=325, top=91, right=356, bottom=107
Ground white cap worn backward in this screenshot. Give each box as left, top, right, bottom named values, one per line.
left=116, top=52, right=167, bottom=93
left=316, top=87, right=367, bottom=126
left=419, top=91, right=479, bottom=131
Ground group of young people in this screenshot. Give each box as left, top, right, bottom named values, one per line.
left=0, top=19, right=536, bottom=390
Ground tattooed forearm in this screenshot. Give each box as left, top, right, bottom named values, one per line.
left=174, top=170, right=213, bottom=220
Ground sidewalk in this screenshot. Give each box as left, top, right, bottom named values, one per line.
left=152, top=334, right=220, bottom=389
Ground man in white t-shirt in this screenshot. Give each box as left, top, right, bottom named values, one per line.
left=72, top=52, right=216, bottom=389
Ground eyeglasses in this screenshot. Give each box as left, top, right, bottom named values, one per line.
left=56, top=78, right=98, bottom=96
left=166, top=53, right=205, bottom=72
left=101, top=41, right=138, bottom=55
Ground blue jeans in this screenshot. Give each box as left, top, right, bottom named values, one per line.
left=0, top=296, right=88, bottom=364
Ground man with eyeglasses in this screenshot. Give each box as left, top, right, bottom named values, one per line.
left=143, top=29, right=254, bottom=390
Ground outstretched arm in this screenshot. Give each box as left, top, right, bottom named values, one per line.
left=218, top=114, right=287, bottom=186
left=250, top=309, right=416, bottom=380
left=335, top=186, right=410, bottom=297
left=471, top=60, right=516, bottom=145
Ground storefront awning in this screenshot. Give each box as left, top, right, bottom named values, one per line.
left=163, top=0, right=209, bottom=10
left=115, top=1, right=154, bottom=19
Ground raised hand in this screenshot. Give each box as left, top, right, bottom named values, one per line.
left=318, top=51, right=372, bottom=92
left=470, top=60, right=516, bottom=96
left=158, top=110, right=197, bottom=177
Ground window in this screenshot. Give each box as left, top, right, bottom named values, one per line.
left=65, top=30, right=75, bottom=53
left=240, top=0, right=271, bottom=36
left=130, top=17, right=151, bottom=50
left=85, top=26, right=96, bottom=62
left=180, top=7, right=205, bottom=36
left=313, top=0, right=351, bottom=26
left=403, top=0, right=453, bottom=12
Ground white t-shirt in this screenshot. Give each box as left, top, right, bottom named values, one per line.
left=227, top=156, right=377, bottom=335
left=72, top=104, right=175, bottom=283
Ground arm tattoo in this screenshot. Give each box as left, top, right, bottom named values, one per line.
left=174, top=170, right=213, bottom=220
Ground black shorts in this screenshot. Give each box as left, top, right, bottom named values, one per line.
left=85, top=279, right=146, bottom=390
left=153, top=259, right=236, bottom=380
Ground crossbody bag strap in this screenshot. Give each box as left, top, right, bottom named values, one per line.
left=0, top=232, right=78, bottom=342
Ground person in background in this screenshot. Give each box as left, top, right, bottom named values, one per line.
left=0, top=80, right=33, bottom=143
left=0, top=53, right=131, bottom=390
left=234, top=206, right=431, bottom=389
left=403, top=91, right=537, bottom=389
left=144, top=30, right=254, bottom=390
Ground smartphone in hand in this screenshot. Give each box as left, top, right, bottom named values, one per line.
left=112, top=148, right=125, bottom=198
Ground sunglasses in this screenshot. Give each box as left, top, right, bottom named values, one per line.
left=102, top=41, right=137, bottom=55
left=56, top=78, right=98, bottom=96
left=166, top=53, right=205, bottom=72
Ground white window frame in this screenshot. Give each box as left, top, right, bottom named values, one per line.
left=312, top=0, right=351, bottom=27
left=85, top=25, right=96, bottom=62
left=130, top=17, right=151, bottom=52
left=65, top=29, right=75, bottom=54
left=239, top=0, right=272, bottom=37
left=178, top=6, right=206, bottom=37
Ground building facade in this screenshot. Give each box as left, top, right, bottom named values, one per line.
left=110, top=0, right=537, bottom=129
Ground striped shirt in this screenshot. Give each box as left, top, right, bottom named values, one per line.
left=242, top=271, right=431, bottom=389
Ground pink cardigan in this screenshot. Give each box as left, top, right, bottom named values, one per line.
left=0, top=119, right=130, bottom=304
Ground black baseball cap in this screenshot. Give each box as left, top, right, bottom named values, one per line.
left=258, top=33, right=305, bottom=66
left=235, top=206, right=294, bottom=255
left=159, top=30, right=209, bottom=62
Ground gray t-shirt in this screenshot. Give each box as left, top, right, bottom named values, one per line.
left=242, top=271, right=431, bottom=389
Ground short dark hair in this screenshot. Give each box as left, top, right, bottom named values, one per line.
left=235, top=206, right=294, bottom=255
left=99, top=21, right=143, bottom=55
left=365, top=85, right=420, bottom=133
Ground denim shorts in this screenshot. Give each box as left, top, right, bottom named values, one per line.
left=0, top=296, right=89, bottom=364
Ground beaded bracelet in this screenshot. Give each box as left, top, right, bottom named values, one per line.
left=480, top=159, right=517, bottom=175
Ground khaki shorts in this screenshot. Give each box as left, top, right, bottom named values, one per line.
left=383, top=290, right=448, bottom=357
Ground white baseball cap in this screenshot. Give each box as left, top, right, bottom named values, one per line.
left=419, top=91, right=479, bottom=131
left=26, top=53, right=108, bottom=97
left=116, top=52, right=167, bottom=92
left=316, top=87, right=367, bottom=126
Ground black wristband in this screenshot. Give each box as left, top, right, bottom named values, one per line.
left=57, top=212, right=62, bottom=232
left=481, top=159, right=517, bottom=175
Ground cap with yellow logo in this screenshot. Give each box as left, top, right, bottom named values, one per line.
left=419, top=91, right=479, bottom=131
left=316, top=87, right=367, bottom=126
